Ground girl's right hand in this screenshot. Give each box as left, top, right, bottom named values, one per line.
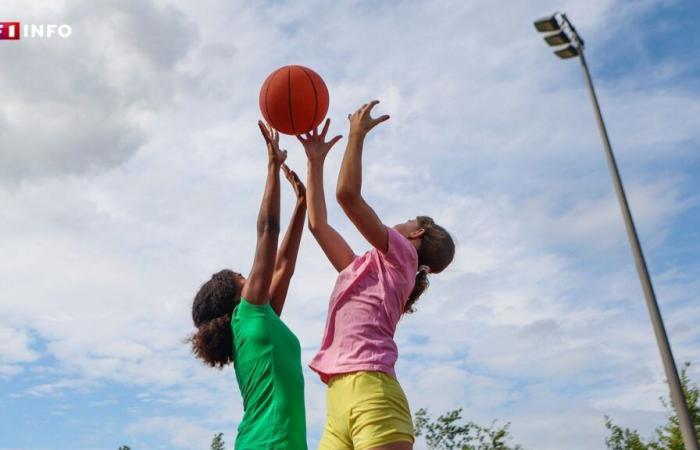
left=258, top=120, right=287, bottom=167
left=297, top=118, right=343, bottom=163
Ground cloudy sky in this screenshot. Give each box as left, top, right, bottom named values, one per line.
left=1, top=0, right=699, bottom=449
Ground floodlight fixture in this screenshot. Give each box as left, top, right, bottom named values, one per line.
left=544, top=31, right=571, bottom=46
left=554, top=45, right=579, bottom=59
left=533, top=15, right=560, bottom=32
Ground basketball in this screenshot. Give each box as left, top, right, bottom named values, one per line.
left=259, top=65, right=329, bottom=135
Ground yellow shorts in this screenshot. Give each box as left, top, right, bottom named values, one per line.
left=318, top=371, right=414, bottom=450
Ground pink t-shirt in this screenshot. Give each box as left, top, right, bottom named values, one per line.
left=309, top=227, right=418, bottom=383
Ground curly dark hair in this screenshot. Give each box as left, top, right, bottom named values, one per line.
left=190, top=269, right=241, bottom=368
left=404, top=216, right=455, bottom=314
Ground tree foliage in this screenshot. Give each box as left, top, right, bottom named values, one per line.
left=605, top=362, right=700, bottom=449
left=415, top=407, right=523, bottom=450
left=210, top=432, right=226, bottom=450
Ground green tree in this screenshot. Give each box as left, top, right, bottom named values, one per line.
left=210, top=432, right=226, bottom=450
left=118, top=447, right=131, bottom=450
left=415, top=407, right=523, bottom=450
left=605, top=362, right=700, bottom=449
left=605, top=418, right=648, bottom=450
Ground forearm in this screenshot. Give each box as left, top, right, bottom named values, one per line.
left=268, top=201, right=305, bottom=315
left=307, top=160, right=329, bottom=231
left=336, top=131, right=365, bottom=199
left=257, top=163, right=281, bottom=234
left=243, top=163, right=281, bottom=303
left=300, top=124, right=355, bottom=271
left=275, top=202, right=306, bottom=270
left=335, top=126, right=388, bottom=252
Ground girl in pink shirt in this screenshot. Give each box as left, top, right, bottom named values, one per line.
left=298, top=101, right=455, bottom=450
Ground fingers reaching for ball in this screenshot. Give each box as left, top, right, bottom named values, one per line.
left=282, top=164, right=306, bottom=202
left=320, top=118, right=331, bottom=138
left=258, top=121, right=281, bottom=147
left=258, top=120, right=272, bottom=144
left=282, top=163, right=300, bottom=185
left=259, top=120, right=286, bottom=166
left=296, top=118, right=343, bottom=163
left=348, top=100, right=390, bottom=136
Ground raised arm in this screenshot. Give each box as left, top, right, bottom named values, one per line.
left=298, top=119, right=355, bottom=272
left=241, top=121, right=287, bottom=305
left=336, top=100, right=391, bottom=252
left=268, top=165, right=306, bottom=316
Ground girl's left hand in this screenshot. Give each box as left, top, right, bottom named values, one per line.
left=282, top=164, right=306, bottom=205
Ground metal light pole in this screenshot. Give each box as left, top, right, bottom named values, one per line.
left=534, top=12, right=699, bottom=450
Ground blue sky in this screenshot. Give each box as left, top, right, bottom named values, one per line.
left=1, top=1, right=699, bottom=449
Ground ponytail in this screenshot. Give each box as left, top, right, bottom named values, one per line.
left=190, top=269, right=240, bottom=369
left=404, top=266, right=430, bottom=314
left=403, top=216, right=455, bottom=314
left=191, top=314, right=234, bottom=368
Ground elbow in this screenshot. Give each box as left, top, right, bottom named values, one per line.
left=275, top=264, right=293, bottom=278
left=257, top=218, right=280, bottom=236
left=308, top=220, right=332, bottom=238
left=308, top=220, right=321, bottom=235
left=336, top=188, right=361, bottom=207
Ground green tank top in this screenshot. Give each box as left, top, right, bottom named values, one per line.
left=231, top=298, right=307, bottom=450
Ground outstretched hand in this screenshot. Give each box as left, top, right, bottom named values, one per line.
left=348, top=100, right=389, bottom=137
left=258, top=120, right=287, bottom=167
left=282, top=164, right=306, bottom=205
left=297, top=118, right=343, bottom=163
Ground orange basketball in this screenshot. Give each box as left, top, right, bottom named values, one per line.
left=259, top=65, right=329, bottom=135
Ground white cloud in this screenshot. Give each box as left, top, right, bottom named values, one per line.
left=0, top=0, right=198, bottom=182
left=0, top=365, right=24, bottom=379
left=0, top=327, right=39, bottom=364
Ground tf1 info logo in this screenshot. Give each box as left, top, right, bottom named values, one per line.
left=0, top=22, right=73, bottom=40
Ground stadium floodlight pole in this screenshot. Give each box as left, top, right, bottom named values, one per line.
left=534, top=13, right=699, bottom=450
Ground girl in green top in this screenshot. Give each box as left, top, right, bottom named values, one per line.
left=191, top=121, right=318, bottom=449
